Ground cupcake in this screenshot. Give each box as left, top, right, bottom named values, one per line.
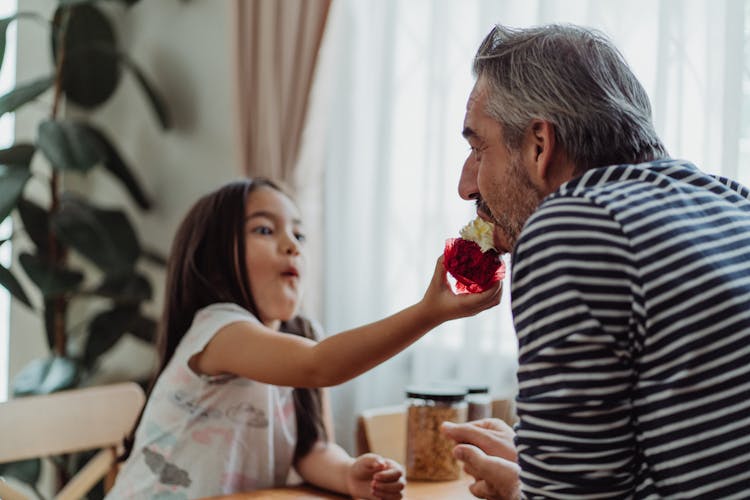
left=443, top=217, right=505, bottom=293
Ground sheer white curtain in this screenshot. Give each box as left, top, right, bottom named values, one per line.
left=314, top=0, right=748, bottom=451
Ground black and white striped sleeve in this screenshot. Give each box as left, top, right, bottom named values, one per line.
left=511, top=197, right=640, bottom=498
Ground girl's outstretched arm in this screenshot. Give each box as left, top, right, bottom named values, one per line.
left=193, top=256, right=501, bottom=387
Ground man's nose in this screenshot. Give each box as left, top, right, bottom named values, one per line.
left=458, top=155, right=480, bottom=201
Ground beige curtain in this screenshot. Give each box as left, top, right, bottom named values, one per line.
left=234, top=0, right=331, bottom=188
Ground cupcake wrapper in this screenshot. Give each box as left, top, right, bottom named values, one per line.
left=443, top=237, right=505, bottom=293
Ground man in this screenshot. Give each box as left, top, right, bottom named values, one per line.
left=442, top=24, right=750, bottom=498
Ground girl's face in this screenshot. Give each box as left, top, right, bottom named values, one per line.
left=243, top=186, right=306, bottom=329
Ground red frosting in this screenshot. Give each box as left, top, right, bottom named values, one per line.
left=443, top=238, right=505, bottom=293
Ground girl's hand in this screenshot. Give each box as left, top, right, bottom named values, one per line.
left=421, top=255, right=503, bottom=323
left=346, top=453, right=405, bottom=500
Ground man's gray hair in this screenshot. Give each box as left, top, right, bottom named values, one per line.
left=474, top=24, right=668, bottom=173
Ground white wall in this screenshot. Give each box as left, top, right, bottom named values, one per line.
left=9, top=0, right=241, bottom=384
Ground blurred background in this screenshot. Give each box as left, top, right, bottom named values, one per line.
left=2, top=0, right=749, bottom=454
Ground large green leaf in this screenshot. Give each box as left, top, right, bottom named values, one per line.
left=17, top=198, right=51, bottom=256
left=0, top=143, right=35, bottom=166
left=53, top=4, right=120, bottom=108
left=95, top=272, right=152, bottom=302
left=19, top=252, right=84, bottom=297
left=0, top=262, right=32, bottom=308
left=119, top=54, right=172, bottom=130
left=12, top=355, right=79, bottom=396
left=68, top=45, right=171, bottom=130
left=84, top=305, right=138, bottom=367
left=50, top=197, right=140, bottom=275
left=128, top=313, right=157, bottom=343
left=37, top=119, right=106, bottom=172
left=0, top=143, right=36, bottom=223
left=0, top=164, right=32, bottom=224
left=0, top=459, right=41, bottom=487
left=0, top=76, right=55, bottom=118
left=81, top=124, right=151, bottom=209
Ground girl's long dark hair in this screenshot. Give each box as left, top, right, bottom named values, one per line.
left=122, top=178, right=326, bottom=463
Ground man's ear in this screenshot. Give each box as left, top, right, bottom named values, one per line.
left=523, top=119, right=556, bottom=185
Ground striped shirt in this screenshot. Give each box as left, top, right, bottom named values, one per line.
left=511, top=159, right=750, bottom=498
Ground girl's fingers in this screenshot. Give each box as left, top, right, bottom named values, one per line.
left=371, top=483, right=405, bottom=500
left=371, top=492, right=403, bottom=500
left=372, top=468, right=402, bottom=482
left=371, top=477, right=405, bottom=492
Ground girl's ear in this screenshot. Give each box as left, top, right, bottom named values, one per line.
left=522, top=119, right=556, bottom=187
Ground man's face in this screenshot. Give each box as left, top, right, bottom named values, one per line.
left=458, top=77, right=543, bottom=254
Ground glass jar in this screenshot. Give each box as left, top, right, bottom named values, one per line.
left=405, top=385, right=468, bottom=481
left=466, top=384, right=492, bottom=421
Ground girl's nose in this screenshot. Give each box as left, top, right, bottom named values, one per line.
left=283, top=236, right=300, bottom=256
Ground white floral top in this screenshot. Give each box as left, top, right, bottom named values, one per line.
left=106, top=303, right=297, bottom=500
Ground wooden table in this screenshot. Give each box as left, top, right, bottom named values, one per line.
left=201, top=474, right=475, bottom=499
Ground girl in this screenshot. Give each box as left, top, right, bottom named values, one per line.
left=107, top=178, right=500, bottom=499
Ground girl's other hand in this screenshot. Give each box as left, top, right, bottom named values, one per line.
left=422, top=255, right=502, bottom=323
left=346, top=453, right=405, bottom=500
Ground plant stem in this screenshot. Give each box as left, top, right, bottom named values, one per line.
left=49, top=7, right=71, bottom=357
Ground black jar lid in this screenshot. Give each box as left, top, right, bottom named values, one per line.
left=405, top=385, right=468, bottom=402
left=430, top=380, right=489, bottom=394
left=465, top=384, right=490, bottom=394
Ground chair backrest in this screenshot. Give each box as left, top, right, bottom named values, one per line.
left=492, top=397, right=517, bottom=426
left=355, top=405, right=406, bottom=465
left=0, top=382, right=145, bottom=500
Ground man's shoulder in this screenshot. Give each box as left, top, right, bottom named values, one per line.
left=556, top=159, right=699, bottom=197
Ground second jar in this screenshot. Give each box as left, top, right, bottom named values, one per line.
left=405, top=385, right=468, bottom=481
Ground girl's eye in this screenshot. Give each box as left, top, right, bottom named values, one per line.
left=294, top=232, right=306, bottom=243
left=252, top=226, right=273, bottom=235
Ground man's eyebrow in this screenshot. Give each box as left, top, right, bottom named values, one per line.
left=462, top=126, right=477, bottom=139
left=246, top=211, right=302, bottom=225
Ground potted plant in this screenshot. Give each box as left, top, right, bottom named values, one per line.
left=0, top=0, right=170, bottom=493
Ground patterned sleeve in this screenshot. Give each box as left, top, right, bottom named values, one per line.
left=510, top=197, right=640, bottom=498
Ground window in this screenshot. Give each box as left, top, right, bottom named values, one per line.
left=0, top=0, right=17, bottom=402
left=319, top=0, right=748, bottom=452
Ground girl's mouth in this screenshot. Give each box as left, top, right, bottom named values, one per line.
left=281, top=266, right=299, bottom=278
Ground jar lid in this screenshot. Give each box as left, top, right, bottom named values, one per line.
left=465, top=384, right=490, bottom=394
left=405, top=385, right=468, bottom=402
left=429, top=380, right=489, bottom=394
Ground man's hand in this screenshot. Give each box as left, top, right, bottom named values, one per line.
left=441, top=419, right=521, bottom=500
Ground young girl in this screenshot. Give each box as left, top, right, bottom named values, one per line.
left=106, top=178, right=500, bottom=499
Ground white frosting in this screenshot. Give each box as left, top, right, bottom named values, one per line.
left=459, top=217, right=496, bottom=253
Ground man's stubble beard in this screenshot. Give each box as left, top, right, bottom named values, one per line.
left=487, top=152, right=545, bottom=252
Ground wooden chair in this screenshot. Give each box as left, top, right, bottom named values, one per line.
left=0, top=382, right=145, bottom=500
left=492, top=397, right=518, bottom=426
left=355, top=405, right=407, bottom=465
